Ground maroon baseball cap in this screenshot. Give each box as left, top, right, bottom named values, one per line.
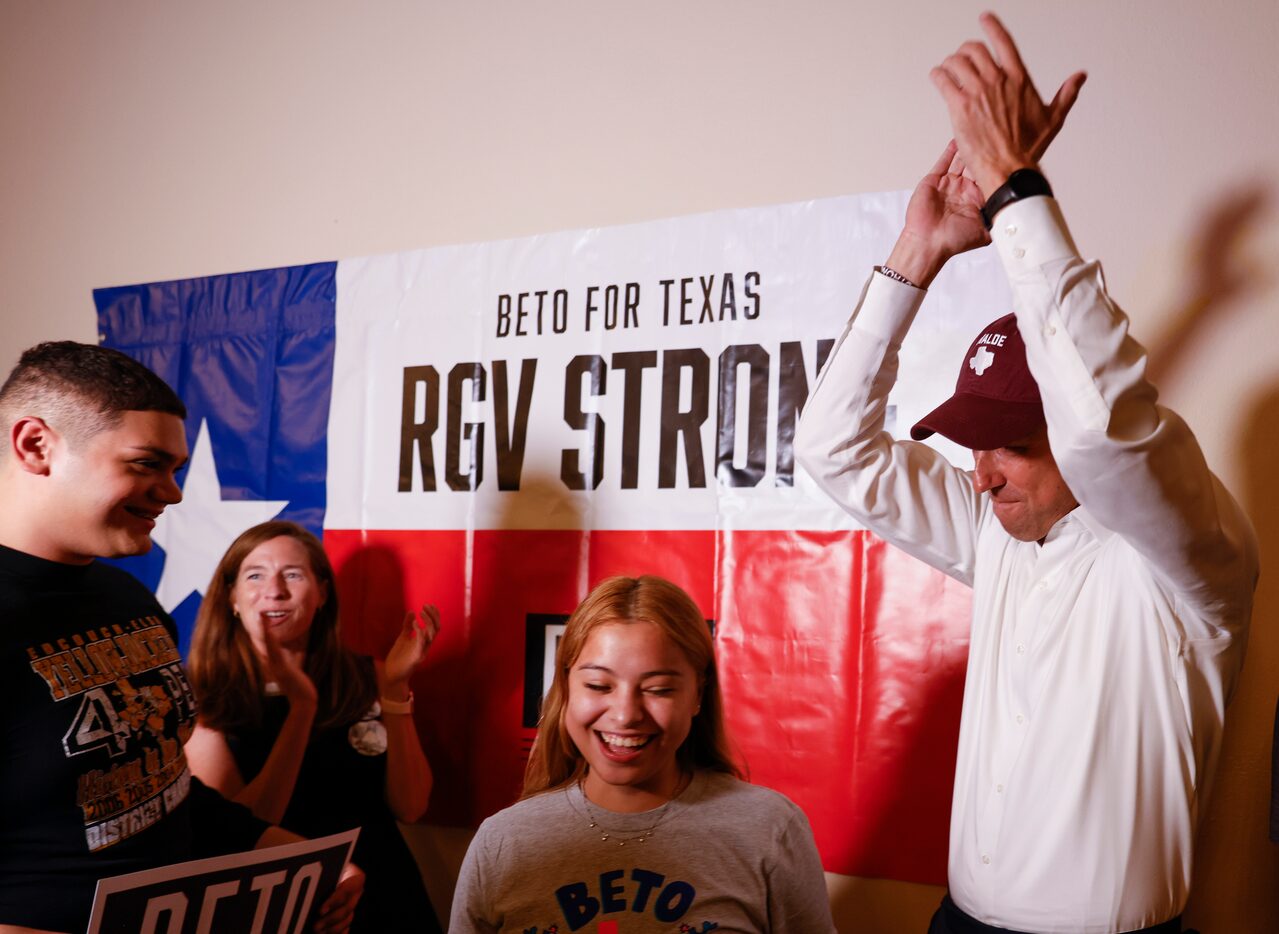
left=910, top=313, right=1045, bottom=450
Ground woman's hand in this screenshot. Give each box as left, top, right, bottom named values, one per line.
left=191, top=627, right=318, bottom=824
left=262, top=622, right=318, bottom=712
left=375, top=606, right=439, bottom=821
left=377, top=604, right=440, bottom=701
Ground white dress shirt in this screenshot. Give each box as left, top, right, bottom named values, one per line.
left=795, top=197, right=1257, bottom=933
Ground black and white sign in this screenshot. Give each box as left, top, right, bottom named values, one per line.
left=87, top=830, right=358, bottom=934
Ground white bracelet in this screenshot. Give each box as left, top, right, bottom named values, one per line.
left=380, top=692, right=414, bottom=715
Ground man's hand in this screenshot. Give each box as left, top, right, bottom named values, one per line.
left=312, top=861, right=364, bottom=933
left=930, top=11, right=1086, bottom=197
left=885, top=141, right=989, bottom=288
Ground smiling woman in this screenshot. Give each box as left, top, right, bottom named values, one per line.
left=563, top=619, right=703, bottom=813
left=184, top=520, right=444, bottom=933
left=449, top=575, right=837, bottom=934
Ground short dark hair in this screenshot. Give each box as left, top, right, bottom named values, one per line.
left=0, top=341, right=186, bottom=440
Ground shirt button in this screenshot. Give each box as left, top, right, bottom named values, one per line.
left=1036, top=579, right=1048, bottom=590
left=982, top=854, right=992, bottom=865
left=996, top=784, right=1004, bottom=793
left=1045, top=324, right=1057, bottom=336
left=1013, top=247, right=1026, bottom=260
left=1016, top=714, right=1025, bottom=725
left=1016, top=642, right=1026, bottom=655
left=1004, top=224, right=1017, bottom=236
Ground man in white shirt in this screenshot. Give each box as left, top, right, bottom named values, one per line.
left=795, top=13, right=1257, bottom=934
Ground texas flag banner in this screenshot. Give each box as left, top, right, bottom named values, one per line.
left=94, top=191, right=1010, bottom=884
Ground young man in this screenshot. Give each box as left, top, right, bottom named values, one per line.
left=796, top=14, right=1257, bottom=934
left=0, top=342, right=361, bottom=934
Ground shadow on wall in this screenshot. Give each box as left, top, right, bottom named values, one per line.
left=1144, top=177, right=1279, bottom=933
left=334, top=540, right=472, bottom=821
left=331, top=471, right=589, bottom=827
left=1146, top=182, right=1272, bottom=388
left=1186, top=382, right=1279, bottom=934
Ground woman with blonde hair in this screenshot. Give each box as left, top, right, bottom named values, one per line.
left=450, top=574, right=835, bottom=933
left=185, top=520, right=442, bottom=933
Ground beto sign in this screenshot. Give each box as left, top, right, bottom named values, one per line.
left=87, top=830, right=357, bottom=934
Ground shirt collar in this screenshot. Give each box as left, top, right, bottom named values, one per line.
left=1041, top=504, right=1112, bottom=547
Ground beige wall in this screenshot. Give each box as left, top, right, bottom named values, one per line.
left=4, top=1, right=1277, bottom=930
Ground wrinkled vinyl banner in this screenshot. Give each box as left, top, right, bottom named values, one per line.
left=95, top=191, right=1012, bottom=884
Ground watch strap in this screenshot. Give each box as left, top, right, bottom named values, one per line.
left=981, top=168, right=1053, bottom=229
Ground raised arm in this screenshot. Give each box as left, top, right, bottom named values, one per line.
left=795, top=143, right=992, bottom=584
left=185, top=627, right=317, bottom=824
left=887, top=140, right=991, bottom=288
left=375, top=604, right=438, bottom=823
left=931, top=13, right=1255, bottom=623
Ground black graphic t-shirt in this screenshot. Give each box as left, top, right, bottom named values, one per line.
left=0, top=544, right=265, bottom=932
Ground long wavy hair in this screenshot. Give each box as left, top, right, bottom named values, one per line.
left=521, top=575, right=741, bottom=799
left=188, top=520, right=375, bottom=733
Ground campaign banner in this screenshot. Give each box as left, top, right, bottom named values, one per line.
left=95, top=192, right=1011, bottom=883
left=86, top=830, right=356, bottom=934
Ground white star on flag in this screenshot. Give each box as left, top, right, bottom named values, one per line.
left=151, top=419, right=289, bottom=612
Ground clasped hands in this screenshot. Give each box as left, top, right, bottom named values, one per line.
left=890, top=11, right=1087, bottom=288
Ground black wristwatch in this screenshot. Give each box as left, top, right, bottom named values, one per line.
left=981, top=168, right=1053, bottom=229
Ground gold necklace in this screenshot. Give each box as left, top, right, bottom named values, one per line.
left=575, top=774, right=691, bottom=847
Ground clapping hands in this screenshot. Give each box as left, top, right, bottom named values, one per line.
left=929, top=11, right=1086, bottom=197
left=261, top=621, right=318, bottom=711
left=377, top=604, right=441, bottom=701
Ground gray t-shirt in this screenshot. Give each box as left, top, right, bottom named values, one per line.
left=449, top=770, right=836, bottom=933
